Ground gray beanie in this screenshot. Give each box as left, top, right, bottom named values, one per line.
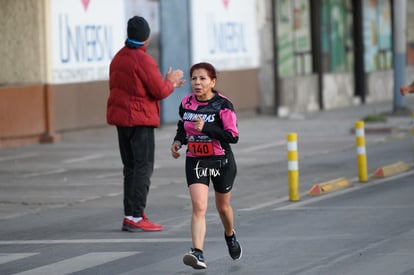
left=127, top=16, right=150, bottom=42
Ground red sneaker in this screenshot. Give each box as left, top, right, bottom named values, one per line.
left=122, top=214, right=163, bottom=232
left=130, top=217, right=163, bottom=232
left=122, top=218, right=133, bottom=231
left=142, top=213, right=148, bottom=220
left=122, top=215, right=163, bottom=232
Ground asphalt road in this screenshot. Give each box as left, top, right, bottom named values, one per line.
left=1, top=101, right=414, bottom=274
left=1, top=168, right=414, bottom=274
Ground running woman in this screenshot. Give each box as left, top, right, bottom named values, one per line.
left=170, top=62, right=242, bottom=270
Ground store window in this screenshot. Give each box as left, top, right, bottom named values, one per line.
left=407, top=0, right=414, bottom=65
left=321, top=0, right=353, bottom=73
left=275, top=0, right=312, bottom=77
left=363, top=0, right=392, bottom=72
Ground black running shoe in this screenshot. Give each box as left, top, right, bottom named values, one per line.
left=183, top=248, right=207, bottom=269
left=225, top=231, right=242, bottom=260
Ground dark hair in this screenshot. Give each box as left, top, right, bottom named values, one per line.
left=190, top=62, right=217, bottom=80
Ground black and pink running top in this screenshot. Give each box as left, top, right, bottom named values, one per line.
left=173, top=91, right=239, bottom=158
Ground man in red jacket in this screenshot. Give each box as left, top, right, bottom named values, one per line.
left=107, top=16, right=185, bottom=232
left=401, top=81, right=414, bottom=96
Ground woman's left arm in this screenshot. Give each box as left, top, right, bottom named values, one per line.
left=202, top=108, right=239, bottom=144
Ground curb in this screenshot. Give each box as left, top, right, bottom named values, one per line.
left=373, top=161, right=410, bottom=178
left=307, top=177, right=352, bottom=196
left=350, top=126, right=394, bottom=135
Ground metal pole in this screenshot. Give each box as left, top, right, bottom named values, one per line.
left=353, top=0, right=366, bottom=104
left=310, top=0, right=324, bottom=110
left=272, top=0, right=280, bottom=116
left=392, top=0, right=407, bottom=112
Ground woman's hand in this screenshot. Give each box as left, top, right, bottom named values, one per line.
left=193, top=116, right=204, bottom=132
left=171, top=141, right=182, bottom=159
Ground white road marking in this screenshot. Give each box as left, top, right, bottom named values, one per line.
left=0, top=238, right=195, bottom=245
left=95, top=172, right=120, bottom=179
left=62, top=154, right=104, bottom=164
left=0, top=153, right=38, bottom=162
left=237, top=140, right=285, bottom=153
left=13, top=252, right=139, bottom=275
left=95, top=164, right=161, bottom=179
left=106, top=191, right=122, bottom=197
left=239, top=196, right=289, bottom=211
left=21, top=169, right=66, bottom=178
left=0, top=253, right=38, bottom=264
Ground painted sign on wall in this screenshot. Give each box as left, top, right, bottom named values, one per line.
left=406, top=0, right=414, bottom=65
left=50, top=0, right=125, bottom=83
left=321, top=0, right=353, bottom=73
left=363, top=0, right=392, bottom=72
left=190, top=0, right=259, bottom=70
left=276, top=0, right=312, bottom=77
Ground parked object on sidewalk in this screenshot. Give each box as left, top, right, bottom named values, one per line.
left=107, top=15, right=185, bottom=232
left=170, top=62, right=242, bottom=269
left=373, top=161, right=410, bottom=178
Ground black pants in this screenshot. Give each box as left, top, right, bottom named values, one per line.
left=116, top=126, right=154, bottom=217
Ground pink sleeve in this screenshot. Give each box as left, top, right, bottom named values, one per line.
left=220, top=108, right=238, bottom=138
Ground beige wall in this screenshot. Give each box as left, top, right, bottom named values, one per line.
left=54, top=81, right=109, bottom=131
left=0, top=0, right=47, bottom=84
left=0, top=0, right=54, bottom=148
left=215, top=69, right=259, bottom=113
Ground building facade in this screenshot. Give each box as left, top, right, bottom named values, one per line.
left=0, top=0, right=413, bottom=148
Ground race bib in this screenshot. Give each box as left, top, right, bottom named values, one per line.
left=187, top=135, right=214, bottom=156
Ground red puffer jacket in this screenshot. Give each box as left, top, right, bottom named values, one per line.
left=107, top=45, right=174, bottom=127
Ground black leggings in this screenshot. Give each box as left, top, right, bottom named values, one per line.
left=185, top=152, right=237, bottom=193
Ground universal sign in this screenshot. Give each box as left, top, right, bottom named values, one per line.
left=190, top=0, right=259, bottom=70
left=50, top=0, right=125, bottom=83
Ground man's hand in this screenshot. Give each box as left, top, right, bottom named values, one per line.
left=166, top=67, right=185, bottom=88
left=400, top=85, right=411, bottom=96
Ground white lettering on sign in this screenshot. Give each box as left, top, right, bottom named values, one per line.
left=50, top=0, right=125, bottom=83
left=208, top=20, right=247, bottom=54
left=58, top=14, right=114, bottom=64
left=191, top=0, right=259, bottom=71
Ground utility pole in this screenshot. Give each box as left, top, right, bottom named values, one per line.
left=392, top=0, right=407, bottom=112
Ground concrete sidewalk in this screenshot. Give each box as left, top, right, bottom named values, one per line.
left=1, top=98, right=414, bottom=221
